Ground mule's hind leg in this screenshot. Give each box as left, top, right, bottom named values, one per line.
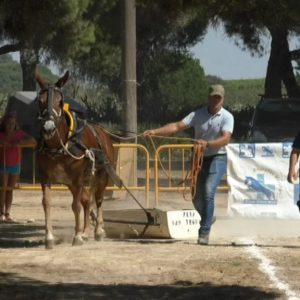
left=69, top=186, right=85, bottom=246
left=94, top=176, right=108, bottom=241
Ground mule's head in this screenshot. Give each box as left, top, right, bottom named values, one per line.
left=36, top=71, right=69, bottom=140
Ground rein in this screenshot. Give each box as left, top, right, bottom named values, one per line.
left=99, top=128, right=205, bottom=200
left=189, top=143, right=204, bottom=198
left=38, top=85, right=64, bottom=120
left=47, top=86, right=53, bottom=116
left=86, top=124, right=155, bottom=225
left=55, top=127, right=97, bottom=175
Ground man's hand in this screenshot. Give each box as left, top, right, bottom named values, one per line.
left=296, top=200, right=300, bottom=213
left=143, top=130, right=156, bottom=138
left=197, top=139, right=210, bottom=149
left=287, top=169, right=298, bottom=183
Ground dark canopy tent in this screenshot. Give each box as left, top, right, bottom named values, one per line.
left=5, top=92, right=87, bottom=138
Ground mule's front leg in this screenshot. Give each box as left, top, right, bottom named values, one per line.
left=94, top=183, right=106, bottom=241
left=81, top=187, right=91, bottom=241
left=70, top=187, right=84, bottom=246
left=42, top=184, right=55, bottom=249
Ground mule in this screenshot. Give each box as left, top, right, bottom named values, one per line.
left=35, top=71, right=115, bottom=249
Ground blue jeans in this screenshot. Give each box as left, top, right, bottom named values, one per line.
left=192, top=154, right=227, bottom=235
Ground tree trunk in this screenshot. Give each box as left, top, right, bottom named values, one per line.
left=121, top=0, right=137, bottom=138
left=265, top=28, right=300, bottom=98
left=20, top=49, right=39, bottom=91
left=282, top=51, right=300, bottom=97
left=265, top=29, right=285, bottom=98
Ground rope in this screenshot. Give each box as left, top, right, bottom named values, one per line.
left=84, top=126, right=205, bottom=200
left=146, top=134, right=198, bottom=143
left=100, top=127, right=144, bottom=141
left=100, top=126, right=199, bottom=143
left=56, top=129, right=96, bottom=175
left=147, top=135, right=179, bottom=186
left=85, top=149, right=96, bottom=175
left=147, top=135, right=204, bottom=200
left=188, top=143, right=204, bottom=199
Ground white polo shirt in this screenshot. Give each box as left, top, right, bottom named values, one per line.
left=182, top=106, right=234, bottom=157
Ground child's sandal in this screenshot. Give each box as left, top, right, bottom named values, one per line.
left=4, top=213, right=14, bottom=222
left=0, top=213, right=5, bottom=222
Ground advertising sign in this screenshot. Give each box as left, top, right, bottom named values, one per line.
left=227, top=143, right=300, bottom=219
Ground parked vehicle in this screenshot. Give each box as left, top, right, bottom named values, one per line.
left=247, top=96, right=300, bottom=143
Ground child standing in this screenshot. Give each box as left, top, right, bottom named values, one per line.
left=0, top=111, right=36, bottom=222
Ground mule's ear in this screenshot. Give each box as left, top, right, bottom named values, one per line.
left=35, top=71, right=47, bottom=89
left=55, top=71, right=69, bottom=88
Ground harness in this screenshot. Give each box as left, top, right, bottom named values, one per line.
left=38, top=100, right=85, bottom=155
left=62, top=103, right=88, bottom=156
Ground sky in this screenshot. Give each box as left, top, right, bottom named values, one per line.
left=190, top=25, right=300, bottom=80
left=190, top=25, right=270, bottom=80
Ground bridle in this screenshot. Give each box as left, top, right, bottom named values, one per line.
left=37, top=85, right=66, bottom=140
left=38, top=85, right=64, bottom=120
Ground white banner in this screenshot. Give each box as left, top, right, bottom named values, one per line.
left=227, top=143, right=300, bottom=219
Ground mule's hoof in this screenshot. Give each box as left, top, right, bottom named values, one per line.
left=82, top=233, right=89, bottom=242
left=95, top=231, right=106, bottom=241
left=72, top=236, right=84, bottom=246
left=45, top=239, right=55, bottom=249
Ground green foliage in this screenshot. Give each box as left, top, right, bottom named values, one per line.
left=136, top=1, right=210, bottom=56
left=138, top=52, right=208, bottom=123
left=0, top=52, right=265, bottom=131
left=0, top=0, right=95, bottom=63
left=65, top=0, right=121, bottom=88
left=0, top=54, right=22, bottom=93
left=223, top=78, right=265, bottom=110
left=189, top=75, right=265, bottom=111
left=0, top=54, right=57, bottom=94
left=36, top=65, right=58, bottom=83
left=75, top=86, right=121, bottom=123
left=0, top=93, right=7, bottom=116
left=206, top=1, right=300, bottom=97
left=158, top=56, right=208, bottom=118
left=70, top=0, right=210, bottom=91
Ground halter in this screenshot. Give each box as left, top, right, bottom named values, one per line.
left=38, top=85, right=64, bottom=121
left=36, top=84, right=68, bottom=143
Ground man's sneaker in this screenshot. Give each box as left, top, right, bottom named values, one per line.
left=211, top=216, right=216, bottom=225
left=197, top=217, right=216, bottom=245
left=197, top=233, right=209, bottom=245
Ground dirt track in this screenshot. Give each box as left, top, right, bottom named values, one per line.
left=0, top=189, right=300, bottom=299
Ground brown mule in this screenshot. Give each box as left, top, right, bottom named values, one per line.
left=35, top=71, right=115, bottom=249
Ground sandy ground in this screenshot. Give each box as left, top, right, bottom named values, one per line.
left=0, top=189, right=300, bottom=299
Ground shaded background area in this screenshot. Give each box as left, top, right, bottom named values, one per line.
left=0, top=273, right=280, bottom=300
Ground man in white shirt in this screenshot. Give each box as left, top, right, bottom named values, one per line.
left=144, top=84, right=234, bottom=245
left=287, top=131, right=300, bottom=212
